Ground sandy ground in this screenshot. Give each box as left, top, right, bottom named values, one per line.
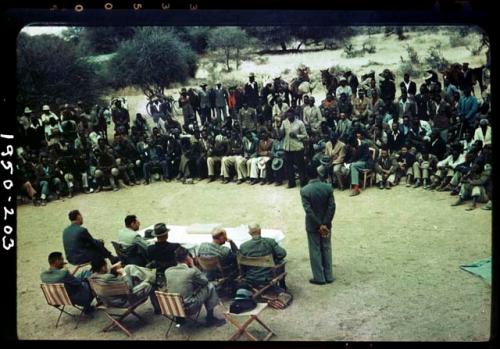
left=17, top=181, right=491, bottom=341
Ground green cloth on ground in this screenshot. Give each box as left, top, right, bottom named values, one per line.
left=460, top=257, right=492, bottom=285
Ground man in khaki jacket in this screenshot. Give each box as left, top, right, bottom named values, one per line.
left=165, top=247, right=225, bottom=326
left=318, top=133, right=346, bottom=189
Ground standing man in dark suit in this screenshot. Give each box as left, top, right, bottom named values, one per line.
left=63, top=209, right=119, bottom=265
left=300, top=165, right=336, bottom=285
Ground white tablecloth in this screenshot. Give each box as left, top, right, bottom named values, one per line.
left=138, top=223, right=285, bottom=254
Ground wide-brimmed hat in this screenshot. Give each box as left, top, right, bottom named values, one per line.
left=319, top=154, right=332, bottom=166
left=271, top=157, right=284, bottom=171
left=234, top=288, right=253, bottom=300
left=24, top=107, right=32, bottom=114
left=153, top=223, right=170, bottom=237
left=257, top=157, right=268, bottom=170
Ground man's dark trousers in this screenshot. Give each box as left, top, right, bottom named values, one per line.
left=285, top=150, right=306, bottom=187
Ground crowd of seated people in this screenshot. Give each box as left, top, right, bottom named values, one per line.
left=18, top=63, right=491, bottom=209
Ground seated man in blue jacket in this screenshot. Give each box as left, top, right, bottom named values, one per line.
left=63, top=209, right=119, bottom=265
left=40, top=251, right=95, bottom=314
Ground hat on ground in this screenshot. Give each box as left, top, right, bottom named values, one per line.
left=234, top=288, right=253, bottom=300
left=24, top=107, right=32, bottom=114
left=42, top=105, right=50, bottom=111
left=271, top=157, right=284, bottom=171
left=153, top=223, right=170, bottom=237
left=257, top=158, right=267, bottom=170
left=319, top=154, right=332, bottom=166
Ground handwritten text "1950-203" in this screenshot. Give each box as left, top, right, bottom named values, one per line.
left=1, top=134, right=14, bottom=251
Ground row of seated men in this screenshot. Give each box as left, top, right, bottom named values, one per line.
left=41, top=210, right=286, bottom=327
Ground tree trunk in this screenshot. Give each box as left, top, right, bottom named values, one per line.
left=280, top=42, right=287, bottom=51
left=236, top=48, right=240, bottom=69
left=225, top=48, right=230, bottom=71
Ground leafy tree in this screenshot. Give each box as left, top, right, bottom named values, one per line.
left=108, top=27, right=197, bottom=98
left=171, top=26, right=212, bottom=54
left=207, top=27, right=249, bottom=71
left=17, top=33, right=102, bottom=113
left=244, top=26, right=293, bottom=51
left=78, top=27, right=137, bottom=54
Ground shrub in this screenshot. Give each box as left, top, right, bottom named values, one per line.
left=17, top=33, right=103, bottom=113
left=449, top=32, right=464, bottom=48
left=405, top=44, right=420, bottom=64
left=362, top=40, right=377, bottom=54
left=343, top=42, right=365, bottom=58
left=109, top=28, right=198, bottom=98
left=425, top=43, right=450, bottom=71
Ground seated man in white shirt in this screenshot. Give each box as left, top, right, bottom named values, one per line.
left=429, top=144, right=465, bottom=191
left=117, top=215, right=150, bottom=267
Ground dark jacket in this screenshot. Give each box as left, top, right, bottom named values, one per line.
left=429, top=137, right=447, bottom=160
left=300, top=179, right=336, bottom=232
left=63, top=223, right=107, bottom=265
left=40, top=268, right=93, bottom=308
left=146, top=241, right=181, bottom=273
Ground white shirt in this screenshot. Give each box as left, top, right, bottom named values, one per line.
left=473, top=126, right=491, bottom=147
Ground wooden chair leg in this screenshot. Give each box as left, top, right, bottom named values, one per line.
left=102, top=313, right=132, bottom=337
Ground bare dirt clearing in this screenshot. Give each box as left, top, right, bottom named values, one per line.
left=17, top=182, right=491, bottom=341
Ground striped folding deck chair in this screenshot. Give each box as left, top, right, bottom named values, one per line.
left=155, top=291, right=201, bottom=338
left=88, top=278, right=148, bottom=337
left=40, top=283, right=86, bottom=329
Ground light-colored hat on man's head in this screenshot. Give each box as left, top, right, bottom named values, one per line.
left=42, top=105, right=50, bottom=111
left=211, top=227, right=226, bottom=237
left=248, top=223, right=261, bottom=234
left=24, top=107, right=32, bottom=114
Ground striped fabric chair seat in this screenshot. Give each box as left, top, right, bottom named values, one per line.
left=40, top=283, right=85, bottom=329
left=88, top=278, right=148, bottom=337
left=155, top=291, right=201, bottom=338
left=156, top=292, right=186, bottom=318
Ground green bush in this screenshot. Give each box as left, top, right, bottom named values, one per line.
left=405, top=44, right=420, bottom=64
left=17, top=33, right=103, bottom=113
left=343, top=42, right=365, bottom=58
left=109, top=28, right=198, bottom=98
left=362, top=40, right=377, bottom=54
left=425, top=43, right=449, bottom=71
left=449, top=32, right=465, bottom=48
